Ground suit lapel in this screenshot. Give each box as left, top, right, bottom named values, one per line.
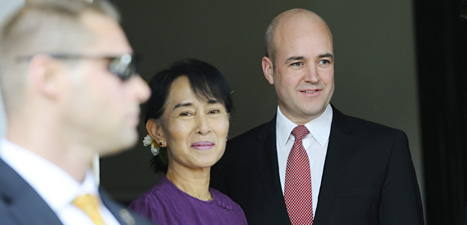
left=254, top=118, right=291, bottom=224
left=313, top=109, right=355, bottom=225
left=0, top=159, right=63, bottom=225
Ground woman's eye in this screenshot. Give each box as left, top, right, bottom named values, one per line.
left=208, top=109, right=220, bottom=114
left=179, top=111, right=193, bottom=117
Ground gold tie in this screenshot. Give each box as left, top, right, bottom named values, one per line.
left=73, top=194, right=106, bottom=225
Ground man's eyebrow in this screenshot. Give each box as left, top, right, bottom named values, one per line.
left=319, top=53, right=334, bottom=60
left=284, top=53, right=333, bottom=64
left=285, top=56, right=305, bottom=63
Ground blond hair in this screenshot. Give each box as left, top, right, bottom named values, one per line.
left=0, top=0, right=119, bottom=115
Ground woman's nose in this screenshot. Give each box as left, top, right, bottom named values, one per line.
left=196, top=114, right=211, bottom=135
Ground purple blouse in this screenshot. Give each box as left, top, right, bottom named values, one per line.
left=129, top=177, right=248, bottom=225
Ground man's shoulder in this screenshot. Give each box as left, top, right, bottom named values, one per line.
left=334, top=109, right=406, bottom=137
left=0, top=158, right=29, bottom=195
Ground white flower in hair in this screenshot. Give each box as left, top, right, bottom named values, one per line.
left=143, top=134, right=160, bottom=156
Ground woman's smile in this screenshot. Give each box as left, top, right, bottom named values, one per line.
left=191, top=141, right=215, bottom=150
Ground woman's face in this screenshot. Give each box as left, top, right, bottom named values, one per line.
left=159, top=76, right=229, bottom=172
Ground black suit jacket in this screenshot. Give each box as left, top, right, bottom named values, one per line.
left=211, top=107, right=424, bottom=225
left=0, top=159, right=153, bottom=225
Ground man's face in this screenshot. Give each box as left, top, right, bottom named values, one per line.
left=61, top=12, right=150, bottom=155
left=263, top=15, right=334, bottom=125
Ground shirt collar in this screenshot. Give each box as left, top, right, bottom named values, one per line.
left=276, top=104, right=333, bottom=149
left=0, top=139, right=99, bottom=211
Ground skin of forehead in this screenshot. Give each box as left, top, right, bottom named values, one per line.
left=79, top=10, right=131, bottom=54
left=273, top=9, right=333, bottom=48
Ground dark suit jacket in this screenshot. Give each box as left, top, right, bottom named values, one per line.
left=0, top=159, right=153, bottom=225
left=211, top=107, right=424, bottom=225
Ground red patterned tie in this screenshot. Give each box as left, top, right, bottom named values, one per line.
left=284, top=125, right=313, bottom=225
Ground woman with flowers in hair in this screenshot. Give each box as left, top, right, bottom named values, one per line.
left=128, top=58, right=247, bottom=225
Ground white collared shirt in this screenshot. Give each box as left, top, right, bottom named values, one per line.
left=276, top=104, right=333, bottom=216
left=0, top=139, right=120, bottom=225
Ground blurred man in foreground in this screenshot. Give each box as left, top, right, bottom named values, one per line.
left=0, top=0, right=152, bottom=224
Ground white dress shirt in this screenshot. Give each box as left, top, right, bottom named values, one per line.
left=0, top=139, right=120, bottom=225
left=276, top=104, right=333, bottom=216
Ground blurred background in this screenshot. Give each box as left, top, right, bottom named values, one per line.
left=1, top=0, right=466, bottom=224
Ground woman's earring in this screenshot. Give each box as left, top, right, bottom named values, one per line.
left=143, top=134, right=160, bottom=156
left=150, top=143, right=160, bottom=156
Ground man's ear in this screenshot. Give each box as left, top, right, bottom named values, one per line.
left=146, top=119, right=165, bottom=141
left=262, top=56, right=274, bottom=85
left=29, top=54, right=62, bottom=98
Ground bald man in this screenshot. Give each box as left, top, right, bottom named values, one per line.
left=211, top=9, right=424, bottom=225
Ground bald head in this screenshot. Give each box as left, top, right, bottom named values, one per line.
left=265, top=9, right=333, bottom=64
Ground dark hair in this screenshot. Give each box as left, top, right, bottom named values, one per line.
left=144, top=58, right=233, bottom=173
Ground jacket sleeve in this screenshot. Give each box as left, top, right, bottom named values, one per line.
left=379, top=131, right=425, bottom=225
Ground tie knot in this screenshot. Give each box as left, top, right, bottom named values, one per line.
left=72, top=194, right=106, bottom=225
left=73, top=194, right=100, bottom=209
left=292, top=125, right=309, bottom=140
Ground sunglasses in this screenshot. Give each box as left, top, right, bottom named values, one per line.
left=17, top=53, right=139, bottom=81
